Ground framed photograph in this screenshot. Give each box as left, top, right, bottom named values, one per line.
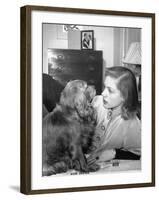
left=81, top=30, right=94, bottom=50
left=20, top=5, right=155, bottom=194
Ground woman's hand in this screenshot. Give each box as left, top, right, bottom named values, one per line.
left=87, top=149, right=116, bottom=165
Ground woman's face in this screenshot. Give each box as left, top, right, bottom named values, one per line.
left=102, top=76, right=124, bottom=109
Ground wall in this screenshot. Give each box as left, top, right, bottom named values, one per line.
left=43, top=24, right=140, bottom=75
left=124, top=28, right=141, bottom=54
left=113, top=28, right=141, bottom=66
left=43, top=24, right=114, bottom=74
left=93, top=26, right=114, bottom=68
left=43, top=24, right=68, bottom=73
left=113, top=27, right=124, bottom=66
left=0, top=0, right=158, bottom=200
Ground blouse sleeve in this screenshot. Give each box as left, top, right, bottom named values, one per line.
left=122, top=117, right=141, bottom=156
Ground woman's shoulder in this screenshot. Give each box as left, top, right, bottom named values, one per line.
left=123, top=116, right=141, bottom=131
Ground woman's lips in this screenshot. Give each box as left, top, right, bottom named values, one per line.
left=103, top=99, right=108, bottom=105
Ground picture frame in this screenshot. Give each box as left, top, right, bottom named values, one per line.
left=81, top=30, right=94, bottom=50
left=20, top=5, right=155, bottom=195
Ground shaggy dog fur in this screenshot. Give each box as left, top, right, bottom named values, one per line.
left=42, top=80, right=99, bottom=176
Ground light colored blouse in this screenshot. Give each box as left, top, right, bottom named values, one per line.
left=92, top=95, right=141, bottom=156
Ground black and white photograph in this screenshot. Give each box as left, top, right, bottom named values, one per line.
left=20, top=6, right=155, bottom=194
left=42, top=24, right=141, bottom=177
left=81, top=30, right=94, bottom=49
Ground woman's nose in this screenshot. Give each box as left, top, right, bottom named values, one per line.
left=102, top=89, right=108, bottom=97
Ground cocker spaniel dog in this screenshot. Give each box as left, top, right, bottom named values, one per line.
left=42, top=80, right=99, bottom=176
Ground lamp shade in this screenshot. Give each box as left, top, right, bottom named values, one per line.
left=123, top=42, right=141, bottom=65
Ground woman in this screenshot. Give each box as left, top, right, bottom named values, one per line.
left=88, top=66, right=141, bottom=165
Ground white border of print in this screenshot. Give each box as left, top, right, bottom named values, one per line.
left=31, top=10, right=152, bottom=190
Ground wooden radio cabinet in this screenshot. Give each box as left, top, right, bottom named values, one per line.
left=48, top=49, right=103, bottom=95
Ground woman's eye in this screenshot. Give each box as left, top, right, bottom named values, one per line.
left=108, top=88, right=113, bottom=93
left=103, top=86, right=114, bottom=94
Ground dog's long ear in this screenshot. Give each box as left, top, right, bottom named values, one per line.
left=74, top=94, right=87, bottom=117
left=85, top=86, right=96, bottom=103
left=75, top=101, right=84, bottom=114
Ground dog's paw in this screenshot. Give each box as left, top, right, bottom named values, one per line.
left=43, top=161, right=69, bottom=176
left=88, top=163, right=100, bottom=172
left=42, top=165, right=56, bottom=176
left=72, top=159, right=89, bottom=172
left=53, top=161, right=69, bottom=173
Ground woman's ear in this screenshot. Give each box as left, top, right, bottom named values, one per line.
left=119, top=92, right=125, bottom=103
left=121, top=96, right=125, bottom=102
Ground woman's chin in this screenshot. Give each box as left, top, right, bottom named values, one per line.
left=103, top=103, right=111, bottom=109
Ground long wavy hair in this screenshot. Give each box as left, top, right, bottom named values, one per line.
left=105, top=66, right=139, bottom=119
